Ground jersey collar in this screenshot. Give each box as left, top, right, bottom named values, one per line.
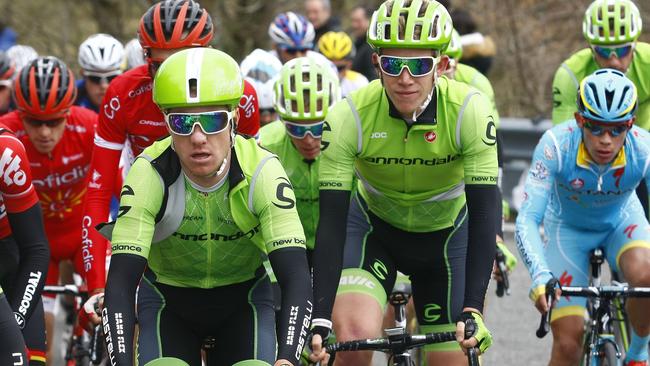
left=576, top=142, right=626, bottom=169
left=386, top=89, right=437, bottom=125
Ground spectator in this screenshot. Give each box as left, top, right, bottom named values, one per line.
left=0, top=22, right=16, bottom=51
left=349, top=5, right=377, bottom=80
left=452, top=8, right=496, bottom=76
left=305, top=0, right=341, bottom=44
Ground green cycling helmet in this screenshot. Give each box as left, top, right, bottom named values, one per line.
left=143, top=357, right=190, bottom=366
left=367, top=0, right=453, bottom=51
left=153, top=48, right=244, bottom=110
left=444, top=29, right=463, bottom=60
left=274, top=56, right=341, bottom=121
left=583, top=0, right=642, bottom=45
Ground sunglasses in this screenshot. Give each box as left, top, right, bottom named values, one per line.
left=378, top=55, right=438, bottom=77
left=282, top=120, right=324, bottom=139
left=259, top=107, right=276, bottom=116
left=85, top=72, right=121, bottom=85
left=592, top=44, right=634, bottom=59
left=282, top=47, right=310, bottom=55
left=583, top=119, right=632, bottom=137
left=24, top=116, right=66, bottom=128
left=335, top=64, right=347, bottom=72
left=164, top=110, right=233, bottom=136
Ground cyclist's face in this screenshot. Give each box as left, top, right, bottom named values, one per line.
left=286, top=118, right=322, bottom=160
left=0, top=82, right=11, bottom=113
left=22, top=115, right=67, bottom=154
left=168, top=105, right=235, bottom=187
left=375, top=48, right=448, bottom=119
left=577, top=113, right=631, bottom=165
left=591, top=44, right=634, bottom=73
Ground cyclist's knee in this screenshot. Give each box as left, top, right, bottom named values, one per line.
left=332, top=293, right=383, bottom=340
left=550, top=317, right=583, bottom=363
left=619, top=246, right=650, bottom=286
left=334, top=349, right=374, bottom=366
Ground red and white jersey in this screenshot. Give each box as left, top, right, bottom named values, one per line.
left=0, top=126, right=39, bottom=239
left=0, top=107, right=97, bottom=237
left=83, top=64, right=260, bottom=292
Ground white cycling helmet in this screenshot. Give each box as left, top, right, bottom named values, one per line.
left=78, top=33, right=124, bottom=72
left=6, top=45, right=38, bottom=72
left=123, top=38, right=146, bottom=70
left=268, top=12, right=315, bottom=49
left=240, top=49, right=282, bottom=109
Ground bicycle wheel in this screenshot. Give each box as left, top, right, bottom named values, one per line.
left=611, top=297, right=630, bottom=356
left=601, top=342, right=620, bottom=366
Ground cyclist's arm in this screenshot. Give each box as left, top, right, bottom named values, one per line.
left=253, top=156, right=312, bottom=365
left=635, top=99, right=650, bottom=131
left=460, top=92, right=499, bottom=312
left=514, top=131, right=558, bottom=300
left=311, top=103, right=358, bottom=327
left=0, top=135, right=49, bottom=327
left=83, top=85, right=128, bottom=294
left=551, top=64, right=579, bottom=125
left=102, top=157, right=160, bottom=365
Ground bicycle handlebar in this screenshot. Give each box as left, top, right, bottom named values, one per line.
left=559, top=285, right=650, bottom=298
left=495, top=247, right=510, bottom=297
left=536, top=278, right=559, bottom=338
left=42, top=284, right=87, bottom=297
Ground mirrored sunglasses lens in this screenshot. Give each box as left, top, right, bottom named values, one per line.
left=168, top=115, right=194, bottom=135
left=285, top=122, right=323, bottom=138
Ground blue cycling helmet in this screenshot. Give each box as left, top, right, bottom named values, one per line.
left=268, top=12, right=315, bottom=50
left=577, top=68, right=637, bottom=123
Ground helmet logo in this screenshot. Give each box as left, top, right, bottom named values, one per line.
left=424, top=131, right=437, bottom=143
left=570, top=178, right=584, bottom=189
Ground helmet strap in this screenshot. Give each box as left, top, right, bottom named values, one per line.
left=410, top=70, right=437, bottom=122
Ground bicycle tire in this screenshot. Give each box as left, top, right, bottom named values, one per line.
left=612, top=297, right=630, bottom=355
left=601, top=342, right=620, bottom=366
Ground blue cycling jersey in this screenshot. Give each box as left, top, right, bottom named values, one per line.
left=516, top=120, right=650, bottom=289
left=74, top=79, right=98, bottom=113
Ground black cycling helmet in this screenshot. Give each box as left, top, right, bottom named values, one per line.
left=138, top=0, right=214, bottom=50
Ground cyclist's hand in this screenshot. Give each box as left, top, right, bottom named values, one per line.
left=307, top=325, right=330, bottom=364
left=533, top=280, right=561, bottom=314
left=456, top=310, right=492, bottom=354
left=78, top=291, right=104, bottom=332
left=274, top=360, right=293, bottom=366
left=496, top=241, right=517, bottom=272
left=530, top=273, right=559, bottom=314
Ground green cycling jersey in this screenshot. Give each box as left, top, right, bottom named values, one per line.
left=454, top=63, right=500, bottom=128
left=109, top=135, right=306, bottom=288
left=259, top=121, right=319, bottom=250
left=552, top=42, right=650, bottom=127
left=319, top=77, right=498, bottom=232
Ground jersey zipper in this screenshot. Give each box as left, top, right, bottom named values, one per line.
left=204, top=192, right=211, bottom=288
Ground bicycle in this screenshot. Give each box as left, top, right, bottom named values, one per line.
left=325, top=282, right=480, bottom=366
left=42, top=284, right=105, bottom=366
left=495, top=246, right=511, bottom=297
left=536, top=249, right=650, bottom=366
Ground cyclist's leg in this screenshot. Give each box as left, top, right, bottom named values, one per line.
left=42, top=259, right=58, bottom=364
left=136, top=274, right=202, bottom=366
left=208, top=274, right=276, bottom=365
left=606, top=206, right=650, bottom=363
left=331, top=194, right=394, bottom=366
left=403, top=206, right=467, bottom=365
left=0, top=293, right=27, bottom=366
left=543, top=215, right=600, bottom=366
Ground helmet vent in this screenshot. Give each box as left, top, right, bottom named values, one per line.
left=188, top=78, right=197, bottom=98
left=604, top=88, right=615, bottom=110
left=616, top=85, right=631, bottom=110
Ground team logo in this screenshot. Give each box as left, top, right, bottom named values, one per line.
left=543, top=145, right=554, bottom=160
left=570, top=178, right=584, bottom=189
left=424, top=131, right=437, bottom=143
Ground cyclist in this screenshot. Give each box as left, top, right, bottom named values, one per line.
left=122, top=38, right=146, bottom=71
left=443, top=29, right=518, bottom=277
left=0, top=66, right=52, bottom=366
left=0, top=56, right=97, bottom=364
left=100, top=47, right=312, bottom=366
left=75, top=33, right=124, bottom=113
left=80, top=0, right=259, bottom=326
left=240, top=49, right=282, bottom=127
left=0, top=52, right=15, bottom=115
left=552, top=0, right=648, bottom=126
left=308, top=1, right=497, bottom=365
left=6, top=44, right=37, bottom=72
left=317, top=31, right=369, bottom=97
left=259, top=56, right=340, bottom=262
left=516, top=69, right=650, bottom=366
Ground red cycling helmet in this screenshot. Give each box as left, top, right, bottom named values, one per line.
left=0, top=52, right=15, bottom=81
left=13, top=56, right=76, bottom=119
left=138, top=0, right=214, bottom=50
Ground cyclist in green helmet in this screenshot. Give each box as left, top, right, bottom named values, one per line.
left=308, top=1, right=497, bottom=365
left=552, top=0, right=649, bottom=127
left=259, top=56, right=341, bottom=256
left=100, top=48, right=312, bottom=366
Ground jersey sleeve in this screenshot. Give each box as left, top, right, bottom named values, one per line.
left=318, top=100, right=359, bottom=191
left=635, top=99, right=650, bottom=131
left=0, top=134, right=39, bottom=213
left=459, top=92, right=499, bottom=186
left=551, top=64, right=579, bottom=125
left=236, top=80, right=261, bottom=137
left=109, top=157, right=164, bottom=259
left=251, top=156, right=306, bottom=254
left=515, top=130, right=559, bottom=297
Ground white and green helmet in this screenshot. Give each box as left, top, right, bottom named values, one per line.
left=153, top=48, right=244, bottom=110
left=274, top=56, right=341, bottom=121
left=583, top=0, right=642, bottom=45
left=367, top=0, right=453, bottom=51
left=444, top=29, right=463, bottom=60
